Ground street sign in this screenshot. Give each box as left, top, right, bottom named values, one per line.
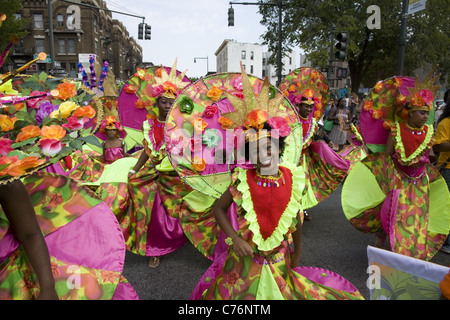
left=408, top=0, right=426, bottom=14
left=49, top=68, right=67, bottom=77
left=33, top=53, right=51, bottom=63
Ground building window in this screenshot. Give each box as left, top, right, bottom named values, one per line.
left=241, top=50, right=246, bottom=59
left=94, top=40, right=98, bottom=55
left=56, top=14, right=64, bottom=28
left=34, top=13, right=44, bottom=29
left=67, top=39, right=76, bottom=54
left=94, top=17, right=97, bottom=33
left=58, top=39, right=66, bottom=54
left=35, top=38, right=45, bottom=53
left=37, top=63, right=46, bottom=73
left=250, top=65, right=253, bottom=74
left=250, top=51, right=254, bottom=60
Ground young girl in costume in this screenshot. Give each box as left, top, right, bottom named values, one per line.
left=280, top=68, right=350, bottom=218
left=341, top=73, right=450, bottom=261
left=96, top=62, right=193, bottom=268
left=186, top=67, right=363, bottom=300
left=100, top=116, right=127, bottom=164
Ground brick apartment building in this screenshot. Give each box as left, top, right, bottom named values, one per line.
left=8, top=0, right=143, bottom=82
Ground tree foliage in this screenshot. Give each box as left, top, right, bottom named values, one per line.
left=259, top=0, right=449, bottom=92
left=0, top=0, right=29, bottom=69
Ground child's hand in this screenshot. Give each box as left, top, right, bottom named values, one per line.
left=232, top=237, right=253, bottom=257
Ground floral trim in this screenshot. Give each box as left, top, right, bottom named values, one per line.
left=236, top=162, right=305, bottom=251
left=392, top=122, right=433, bottom=165
left=142, top=118, right=166, bottom=157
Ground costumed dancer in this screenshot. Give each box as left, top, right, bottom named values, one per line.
left=0, top=33, right=138, bottom=299
left=96, top=60, right=193, bottom=268
left=341, top=71, right=450, bottom=261
left=280, top=68, right=350, bottom=219
left=52, top=56, right=127, bottom=185
left=184, top=66, right=363, bottom=300
left=338, top=123, right=368, bottom=171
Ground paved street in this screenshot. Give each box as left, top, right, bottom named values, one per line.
left=122, top=186, right=450, bottom=301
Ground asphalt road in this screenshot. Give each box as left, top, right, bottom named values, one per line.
left=122, top=185, right=450, bottom=301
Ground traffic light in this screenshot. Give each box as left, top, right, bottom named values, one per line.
left=138, top=23, right=144, bottom=40
left=228, top=7, right=234, bottom=27
left=334, top=31, right=348, bottom=60
left=145, top=24, right=151, bottom=40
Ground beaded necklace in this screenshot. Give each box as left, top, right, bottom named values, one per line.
left=254, top=169, right=285, bottom=187
left=404, top=122, right=426, bottom=135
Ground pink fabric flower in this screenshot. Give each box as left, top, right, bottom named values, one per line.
left=26, top=91, right=48, bottom=110
left=230, top=77, right=243, bottom=91
left=62, top=115, right=88, bottom=130
left=40, top=139, right=64, bottom=157
left=203, top=105, right=219, bottom=118
left=267, top=116, right=291, bottom=137
left=418, top=89, right=433, bottom=104
left=152, top=85, right=165, bottom=98
left=0, top=137, right=13, bottom=156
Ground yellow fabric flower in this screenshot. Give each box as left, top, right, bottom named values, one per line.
left=50, top=101, right=79, bottom=119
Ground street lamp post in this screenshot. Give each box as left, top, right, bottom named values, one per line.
left=194, top=56, right=209, bottom=75
left=228, top=1, right=284, bottom=86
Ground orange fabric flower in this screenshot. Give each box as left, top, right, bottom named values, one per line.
left=193, top=118, right=208, bottom=134
left=303, top=88, right=315, bottom=98
left=192, top=156, right=206, bottom=172
left=218, top=116, right=233, bottom=129
left=40, top=125, right=66, bottom=141
left=0, top=115, right=17, bottom=132
left=313, top=110, right=321, bottom=119
left=206, top=86, right=223, bottom=101
left=16, top=125, right=41, bottom=142
left=372, top=109, right=383, bottom=120
left=135, top=98, right=146, bottom=109
left=288, top=84, right=296, bottom=92
left=374, top=81, right=383, bottom=93
left=363, top=101, right=373, bottom=111
left=6, top=156, right=46, bottom=176
left=72, top=105, right=96, bottom=118
left=243, top=109, right=268, bottom=130
left=55, top=82, right=77, bottom=100
left=124, top=84, right=137, bottom=94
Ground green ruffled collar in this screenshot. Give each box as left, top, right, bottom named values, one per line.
left=142, top=118, right=166, bottom=158
left=235, top=162, right=305, bottom=251
left=392, top=122, right=433, bottom=165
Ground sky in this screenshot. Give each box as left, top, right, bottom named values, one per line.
left=105, top=0, right=301, bottom=78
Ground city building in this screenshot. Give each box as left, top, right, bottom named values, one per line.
left=215, top=39, right=263, bottom=78
left=215, top=39, right=297, bottom=86
left=7, top=0, right=142, bottom=82
left=262, top=50, right=297, bottom=86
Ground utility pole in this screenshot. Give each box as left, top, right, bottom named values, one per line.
left=328, top=24, right=335, bottom=87
left=48, top=0, right=55, bottom=71
left=397, top=0, right=408, bottom=75
left=228, top=1, right=284, bottom=86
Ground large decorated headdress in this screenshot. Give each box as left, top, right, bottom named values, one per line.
left=0, top=16, right=103, bottom=184
left=360, top=67, right=440, bottom=153
left=164, top=63, right=302, bottom=199
left=117, top=59, right=192, bottom=150
left=280, top=67, right=330, bottom=120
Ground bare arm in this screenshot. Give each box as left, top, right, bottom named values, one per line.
left=385, top=133, right=394, bottom=156
left=128, top=150, right=149, bottom=178
left=434, top=142, right=450, bottom=153
left=213, top=189, right=253, bottom=257
left=290, top=212, right=302, bottom=268
left=0, top=180, right=58, bottom=300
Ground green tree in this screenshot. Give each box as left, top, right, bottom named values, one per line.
left=0, top=0, right=29, bottom=70
left=259, top=0, right=449, bottom=92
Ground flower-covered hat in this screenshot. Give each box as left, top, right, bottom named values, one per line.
left=99, top=116, right=123, bottom=133
left=360, top=68, right=440, bottom=153
left=0, top=21, right=103, bottom=184
left=116, top=59, right=192, bottom=149
left=164, top=63, right=302, bottom=198
left=280, top=67, right=330, bottom=120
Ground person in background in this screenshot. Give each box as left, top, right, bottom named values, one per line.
left=434, top=89, right=450, bottom=254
